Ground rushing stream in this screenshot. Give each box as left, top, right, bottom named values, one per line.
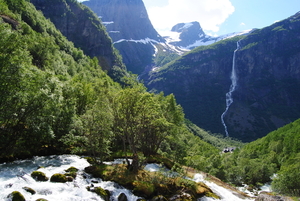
left=145, top=163, right=253, bottom=201
left=0, top=155, right=256, bottom=201
left=0, top=155, right=140, bottom=201
left=221, top=40, right=241, bottom=137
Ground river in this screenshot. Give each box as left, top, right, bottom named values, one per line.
left=0, top=155, right=255, bottom=201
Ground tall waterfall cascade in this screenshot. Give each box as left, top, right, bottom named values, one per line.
left=221, top=41, right=241, bottom=137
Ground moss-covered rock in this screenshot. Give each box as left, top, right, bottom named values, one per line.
left=7, top=191, right=25, bottom=201
left=133, top=180, right=155, bottom=197
left=84, top=165, right=105, bottom=178
left=50, top=173, right=68, bottom=183
left=23, top=186, right=36, bottom=195
left=64, top=166, right=78, bottom=179
left=65, top=166, right=79, bottom=172
left=66, top=176, right=74, bottom=182
left=31, top=171, right=49, bottom=182
left=169, top=191, right=195, bottom=201
left=94, top=187, right=110, bottom=201
left=194, top=182, right=220, bottom=199
left=194, top=182, right=211, bottom=194
left=150, top=195, right=168, bottom=201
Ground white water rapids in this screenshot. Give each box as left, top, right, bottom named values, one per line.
left=0, top=155, right=257, bottom=201
left=221, top=40, right=241, bottom=137
left=0, top=155, right=140, bottom=201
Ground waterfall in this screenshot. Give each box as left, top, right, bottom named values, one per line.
left=221, top=40, right=241, bottom=137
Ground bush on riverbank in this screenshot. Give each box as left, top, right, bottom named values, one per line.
left=84, top=162, right=219, bottom=200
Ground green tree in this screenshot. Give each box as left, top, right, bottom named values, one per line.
left=113, top=87, right=184, bottom=172
left=62, top=96, right=113, bottom=164
left=272, top=155, right=300, bottom=196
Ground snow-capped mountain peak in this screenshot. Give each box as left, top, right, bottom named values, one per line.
left=162, top=21, right=254, bottom=50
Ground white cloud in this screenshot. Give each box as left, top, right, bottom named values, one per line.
left=240, top=22, right=246, bottom=26
left=145, top=0, right=235, bottom=34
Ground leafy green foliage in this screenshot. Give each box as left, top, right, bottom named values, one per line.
left=0, top=0, right=119, bottom=159
left=215, top=118, right=300, bottom=195
left=62, top=95, right=114, bottom=164
left=112, top=85, right=186, bottom=172
left=272, top=155, right=300, bottom=196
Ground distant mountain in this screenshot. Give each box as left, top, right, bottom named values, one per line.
left=82, top=0, right=166, bottom=74
left=164, top=21, right=253, bottom=50
left=142, top=12, right=300, bottom=142
left=81, top=0, right=251, bottom=74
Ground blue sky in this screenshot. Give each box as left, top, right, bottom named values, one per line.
left=77, top=0, right=300, bottom=36
left=143, top=0, right=300, bottom=36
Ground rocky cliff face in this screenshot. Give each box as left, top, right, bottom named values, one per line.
left=143, top=12, right=300, bottom=142
left=83, top=0, right=165, bottom=74
left=31, top=0, right=126, bottom=82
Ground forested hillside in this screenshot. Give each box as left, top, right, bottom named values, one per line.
left=0, top=0, right=122, bottom=160
left=222, top=119, right=300, bottom=196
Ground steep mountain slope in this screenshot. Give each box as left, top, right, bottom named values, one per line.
left=31, top=0, right=127, bottom=82
left=142, top=12, right=300, bottom=142
left=0, top=0, right=122, bottom=159
left=82, top=0, right=166, bottom=74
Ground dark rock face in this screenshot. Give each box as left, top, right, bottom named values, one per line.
left=31, top=0, right=126, bottom=80
left=143, top=12, right=300, bottom=142
left=83, top=0, right=161, bottom=42
left=83, top=0, right=165, bottom=74
left=169, top=21, right=206, bottom=48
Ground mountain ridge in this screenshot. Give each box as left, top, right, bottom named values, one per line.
left=82, top=0, right=166, bottom=74
left=142, top=11, right=300, bottom=142
left=163, top=21, right=254, bottom=50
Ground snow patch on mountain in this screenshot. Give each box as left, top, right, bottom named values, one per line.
left=114, top=37, right=159, bottom=45
left=102, top=21, right=114, bottom=25
left=180, top=22, right=193, bottom=30
left=185, top=29, right=254, bottom=49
